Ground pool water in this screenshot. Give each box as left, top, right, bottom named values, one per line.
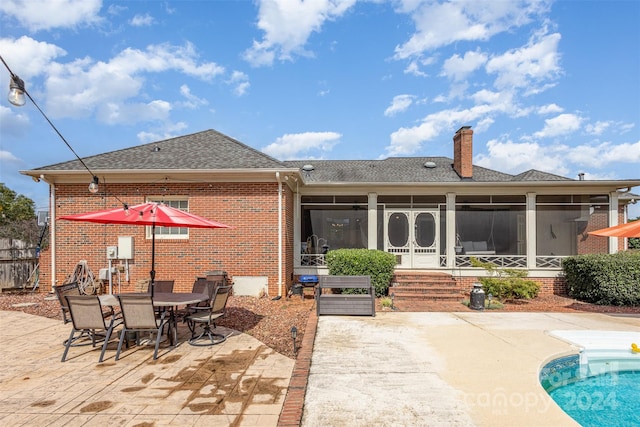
left=540, top=354, right=640, bottom=427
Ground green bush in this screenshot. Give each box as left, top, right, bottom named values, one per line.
left=563, top=252, right=640, bottom=306
left=471, top=258, right=540, bottom=300
left=325, top=249, right=396, bottom=297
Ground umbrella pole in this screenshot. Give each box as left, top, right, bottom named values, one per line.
left=150, top=223, right=156, bottom=297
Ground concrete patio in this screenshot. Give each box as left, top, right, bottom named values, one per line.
left=0, top=310, right=293, bottom=426
left=1, top=307, right=639, bottom=426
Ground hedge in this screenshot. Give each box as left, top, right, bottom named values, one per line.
left=562, top=252, right=640, bottom=306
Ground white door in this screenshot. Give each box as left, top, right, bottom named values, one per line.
left=385, top=209, right=439, bottom=268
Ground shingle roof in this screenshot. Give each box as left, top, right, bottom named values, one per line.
left=511, top=169, right=572, bottom=182
left=32, top=128, right=575, bottom=184
left=283, top=158, right=567, bottom=183
left=34, top=129, right=287, bottom=171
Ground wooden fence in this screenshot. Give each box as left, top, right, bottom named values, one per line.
left=0, top=238, right=37, bottom=290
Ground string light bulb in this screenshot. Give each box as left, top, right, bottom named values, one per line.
left=7, top=75, right=26, bottom=106
left=88, top=176, right=99, bottom=194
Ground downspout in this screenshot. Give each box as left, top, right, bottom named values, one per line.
left=50, top=183, right=56, bottom=290
left=276, top=172, right=283, bottom=297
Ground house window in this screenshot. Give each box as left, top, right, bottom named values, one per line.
left=147, top=198, right=189, bottom=240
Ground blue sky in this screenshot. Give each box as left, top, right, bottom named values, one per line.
left=1, top=0, right=639, bottom=217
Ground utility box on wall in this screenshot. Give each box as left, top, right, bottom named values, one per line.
left=118, top=236, right=134, bottom=259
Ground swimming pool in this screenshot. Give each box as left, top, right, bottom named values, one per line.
left=540, top=351, right=640, bottom=426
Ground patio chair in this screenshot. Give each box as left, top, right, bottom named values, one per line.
left=185, top=285, right=231, bottom=346
left=115, top=294, right=169, bottom=360
left=61, top=295, right=122, bottom=362
left=175, top=279, right=219, bottom=321
left=54, top=282, right=81, bottom=324
left=148, top=279, right=174, bottom=294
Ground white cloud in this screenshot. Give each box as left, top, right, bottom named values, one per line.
left=228, top=71, right=250, bottom=96
left=97, top=100, right=172, bottom=125
left=384, top=95, right=415, bottom=117
left=570, top=140, right=640, bottom=168
left=107, top=4, right=127, bottom=16
left=385, top=100, right=509, bottom=156
left=537, top=103, right=563, bottom=115
left=533, top=113, right=582, bottom=138
left=35, top=42, right=224, bottom=120
left=130, top=14, right=155, bottom=27
left=243, top=0, right=357, bottom=67
left=0, top=105, right=30, bottom=137
left=394, top=0, right=550, bottom=58
left=441, top=50, right=487, bottom=81
left=0, top=36, right=67, bottom=80
left=585, top=121, right=611, bottom=136
left=475, top=138, right=570, bottom=175
left=262, top=131, right=341, bottom=159
left=0, top=150, right=20, bottom=163
left=0, top=0, right=102, bottom=32
left=137, top=122, right=188, bottom=143
left=486, top=30, right=562, bottom=92
left=178, top=85, right=208, bottom=109
left=404, top=60, right=428, bottom=77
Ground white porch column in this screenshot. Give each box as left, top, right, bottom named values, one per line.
left=368, top=192, right=377, bottom=250
left=446, top=192, right=456, bottom=268
left=526, top=192, right=537, bottom=269
left=609, top=191, right=620, bottom=253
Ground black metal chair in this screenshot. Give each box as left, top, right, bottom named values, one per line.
left=54, top=282, right=80, bottom=324
left=185, top=285, right=231, bottom=346
left=115, top=294, right=169, bottom=360
left=61, top=295, right=122, bottom=362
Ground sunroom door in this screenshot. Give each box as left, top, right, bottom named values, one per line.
left=385, top=209, right=439, bottom=268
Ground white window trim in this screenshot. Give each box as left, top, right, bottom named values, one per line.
left=146, top=197, right=190, bottom=240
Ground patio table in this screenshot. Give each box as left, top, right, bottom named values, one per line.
left=99, top=292, right=208, bottom=346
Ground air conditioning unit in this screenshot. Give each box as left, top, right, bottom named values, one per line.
left=37, top=211, right=49, bottom=227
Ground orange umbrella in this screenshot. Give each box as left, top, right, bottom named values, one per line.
left=588, top=220, right=640, bottom=238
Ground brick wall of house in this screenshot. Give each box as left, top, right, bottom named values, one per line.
left=455, top=275, right=568, bottom=296
left=41, top=181, right=295, bottom=296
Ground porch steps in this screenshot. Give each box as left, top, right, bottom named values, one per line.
left=389, top=271, right=463, bottom=303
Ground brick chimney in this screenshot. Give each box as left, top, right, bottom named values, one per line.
left=453, top=126, right=473, bottom=179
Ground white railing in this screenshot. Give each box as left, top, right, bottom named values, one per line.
left=455, top=255, right=527, bottom=268
left=300, top=254, right=327, bottom=266
left=299, top=254, right=566, bottom=269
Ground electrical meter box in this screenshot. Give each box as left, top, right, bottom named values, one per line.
left=106, top=246, right=118, bottom=260
left=118, top=236, right=134, bottom=260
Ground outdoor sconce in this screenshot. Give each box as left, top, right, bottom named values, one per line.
left=88, top=176, right=99, bottom=194
left=290, top=326, right=298, bottom=355
left=8, top=75, right=26, bottom=106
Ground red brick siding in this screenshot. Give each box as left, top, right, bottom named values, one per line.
left=455, top=275, right=568, bottom=296
left=42, top=182, right=294, bottom=295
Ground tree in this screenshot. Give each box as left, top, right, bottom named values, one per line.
left=0, top=183, right=41, bottom=245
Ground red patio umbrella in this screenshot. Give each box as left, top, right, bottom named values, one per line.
left=588, top=220, right=640, bottom=238
left=59, top=202, right=231, bottom=293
